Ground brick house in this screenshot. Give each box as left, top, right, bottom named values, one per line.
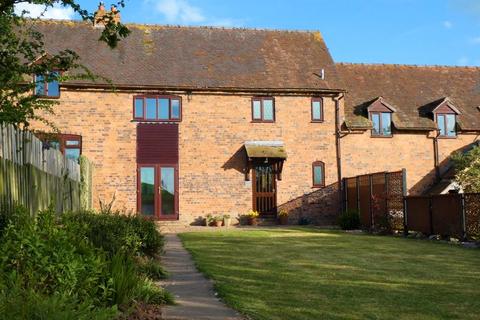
left=30, top=18, right=480, bottom=225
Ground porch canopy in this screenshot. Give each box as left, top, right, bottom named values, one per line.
left=244, top=141, right=287, bottom=180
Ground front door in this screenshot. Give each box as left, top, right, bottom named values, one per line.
left=252, top=164, right=277, bottom=215
left=138, top=164, right=178, bottom=220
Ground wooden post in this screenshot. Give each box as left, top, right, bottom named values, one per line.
left=369, top=174, right=373, bottom=230
left=356, top=176, right=360, bottom=213
left=461, top=194, right=467, bottom=241
left=402, top=168, right=408, bottom=236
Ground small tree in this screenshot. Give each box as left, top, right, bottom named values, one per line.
left=451, top=145, right=480, bottom=192
left=0, top=1, right=130, bottom=128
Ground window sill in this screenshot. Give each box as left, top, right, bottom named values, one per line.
left=35, top=95, right=61, bottom=100
left=251, top=120, right=275, bottom=123
left=311, top=120, right=325, bottom=123
left=132, top=119, right=182, bottom=123
left=437, top=135, right=457, bottom=139
left=312, top=184, right=325, bottom=189
left=370, top=134, right=393, bottom=138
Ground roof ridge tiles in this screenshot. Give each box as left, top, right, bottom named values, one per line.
left=336, top=62, right=480, bottom=69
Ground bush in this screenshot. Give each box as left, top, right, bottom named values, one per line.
left=63, top=211, right=164, bottom=258
left=136, top=279, right=175, bottom=305
left=138, top=258, right=169, bottom=281
left=338, top=209, right=361, bottom=230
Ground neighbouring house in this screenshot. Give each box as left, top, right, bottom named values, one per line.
left=28, top=7, right=480, bottom=225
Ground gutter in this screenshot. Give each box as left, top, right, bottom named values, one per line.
left=333, top=93, right=345, bottom=210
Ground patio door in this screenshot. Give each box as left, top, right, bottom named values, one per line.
left=138, top=165, right=178, bottom=220
left=252, top=164, right=277, bottom=215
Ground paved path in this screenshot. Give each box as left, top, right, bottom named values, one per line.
left=160, top=234, right=244, bottom=320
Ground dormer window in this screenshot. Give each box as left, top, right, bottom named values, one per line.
left=34, top=71, right=60, bottom=98
left=432, top=98, right=460, bottom=138
left=367, top=97, right=396, bottom=137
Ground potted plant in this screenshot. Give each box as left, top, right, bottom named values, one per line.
left=278, top=209, right=289, bottom=225
left=246, top=210, right=259, bottom=226
left=223, top=214, right=231, bottom=227
left=214, top=215, right=223, bottom=227
left=205, top=214, right=214, bottom=226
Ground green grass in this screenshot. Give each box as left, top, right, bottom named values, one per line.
left=179, top=228, right=480, bottom=320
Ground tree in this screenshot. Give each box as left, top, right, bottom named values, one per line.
left=451, top=145, right=480, bottom=192
left=0, top=1, right=130, bottom=128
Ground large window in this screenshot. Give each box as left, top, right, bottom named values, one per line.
left=437, top=114, right=456, bottom=137
left=252, top=97, right=275, bottom=122
left=312, top=161, right=325, bottom=188
left=371, top=112, right=392, bottom=136
left=311, top=97, right=324, bottom=122
left=133, top=96, right=182, bottom=121
left=41, top=134, right=82, bottom=162
left=34, top=71, right=60, bottom=98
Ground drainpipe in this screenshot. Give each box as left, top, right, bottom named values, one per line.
left=333, top=93, right=345, bottom=210
left=433, top=130, right=440, bottom=181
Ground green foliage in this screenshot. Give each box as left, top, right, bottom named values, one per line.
left=451, top=145, right=480, bottom=192
left=338, top=209, right=361, bottom=230
left=63, top=210, right=164, bottom=258
left=0, top=1, right=130, bottom=128
left=138, top=258, right=169, bottom=281
left=0, top=207, right=172, bottom=319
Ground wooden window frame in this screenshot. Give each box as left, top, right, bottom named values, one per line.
left=370, top=111, right=393, bottom=138
left=38, top=133, right=82, bottom=160
left=311, top=97, right=324, bottom=122
left=33, top=71, right=61, bottom=99
left=436, top=113, right=457, bottom=139
left=136, top=164, right=179, bottom=221
left=251, top=97, right=275, bottom=123
left=312, top=161, right=325, bottom=188
left=133, top=95, right=182, bottom=122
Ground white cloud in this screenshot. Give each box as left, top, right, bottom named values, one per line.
left=145, top=0, right=242, bottom=26
left=443, top=20, right=453, bottom=29
left=14, top=3, right=74, bottom=20
left=151, top=0, right=205, bottom=23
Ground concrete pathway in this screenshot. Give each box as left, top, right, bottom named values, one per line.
left=160, top=234, right=244, bottom=320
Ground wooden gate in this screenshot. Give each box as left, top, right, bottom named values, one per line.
left=252, top=164, right=277, bottom=215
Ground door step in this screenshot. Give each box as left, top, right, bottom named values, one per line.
left=257, top=215, right=278, bottom=226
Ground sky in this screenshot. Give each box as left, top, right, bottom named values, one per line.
left=14, top=0, right=480, bottom=66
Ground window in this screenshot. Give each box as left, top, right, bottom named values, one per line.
left=133, top=96, right=182, bottom=121
left=34, top=71, right=60, bottom=98
left=437, top=114, right=456, bottom=137
left=312, top=161, right=325, bottom=188
left=311, top=97, right=324, bottom=122
left=252, top=97, right=275, bottom=122
left=371, top=112, right=392, bottom=136
left=41, top=134, right=82, bottom=162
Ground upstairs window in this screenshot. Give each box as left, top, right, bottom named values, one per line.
left=252, top=97, right=275, bottom=122
left=133, top=96, right=182, bottom=122
left=437, top=114, right=456, bottom=137
left=34, top=71, right=60, bottom=98
left=311, top=97, right=324, bottom=122
left=312, top=161, right=325, bottom=188
left=371, top=112, right=392, bottom=136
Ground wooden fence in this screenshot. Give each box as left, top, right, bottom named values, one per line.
left=343, top=170, right=406, bottom=231
left=0, top=123, right=90, bottom=214
left=405, top=193, right=480, bottom=240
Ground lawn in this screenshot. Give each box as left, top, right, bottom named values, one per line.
left=179, top=228, right=480, bottom=320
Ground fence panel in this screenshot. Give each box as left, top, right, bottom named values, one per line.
left=0, top=123, right=85, bottom=214
left=431, top=194, right=463, bottom=238
left=405, top=196, right=431, bottom=234
left=343, top=170, right=405, bottom=231
left=465, top=193, right=480, bottom=239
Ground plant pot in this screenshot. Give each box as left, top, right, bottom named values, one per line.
left=247, top=217, right=257, bottom=226
left=278, top=215, right=289, bottom=225
left=214, top=220, right=223, bottom=227
left=224, top=218, right=231, bottom=227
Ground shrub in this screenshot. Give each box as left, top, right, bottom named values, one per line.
left=63, top=211, right=164, bottom=258
left=136, top=279, right=175, bottom=305
left=109, top=253, right=141, bottom=306
left=338, top=209, right=361, bottom=230
left=138, top=258, right=169, bottom=281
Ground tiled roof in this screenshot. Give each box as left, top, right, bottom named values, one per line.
left=336, top=63, right=480, bottom=131
left=33, top=20, right=343, bottom=92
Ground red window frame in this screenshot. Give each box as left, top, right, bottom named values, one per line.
left=312, top=161, right=325, bottom=188
left=38, top=133, right=82, bottom=160
left=311, top=97, right=324, bottom=122
left=33, top=71, right=61, bottom=99
left=436, top=113, right=457, bottom=138
left=137, top=164, right=179, bottom=221
left=370, top=111, right=393, bottom=137
left=133, top=95, right=182, bottom=122
left=251, top=97, right=275, bottom=123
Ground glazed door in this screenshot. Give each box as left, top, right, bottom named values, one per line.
left=138, top=165, right=178, bottom=220
left=252, top=164, right=277, bottom=215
